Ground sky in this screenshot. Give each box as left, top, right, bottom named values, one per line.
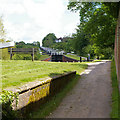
left=0, top=0, right=80, bottom=45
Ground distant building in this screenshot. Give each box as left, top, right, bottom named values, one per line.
left=55, top=38, right=63, bottom=43
left=0, top=41, right=15, bottom=49
left=0, top=41, right=15, bottom=60
left=55, top=37, right=73, bottom=43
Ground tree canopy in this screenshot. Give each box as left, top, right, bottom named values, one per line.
left=42, top=33, right=57, bottom=47
left=67, top=2, right=118, bottom=58
left=0, top=16, right=6, bottom=42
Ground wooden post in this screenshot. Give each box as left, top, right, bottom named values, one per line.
left=80, top=57, right=82, bottom=62
left=32, top=48, right=34, bottom=61
left=10, top=48, right=12, bottom=60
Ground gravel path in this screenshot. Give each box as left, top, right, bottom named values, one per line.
left=47, top=61, right=112, bottom=118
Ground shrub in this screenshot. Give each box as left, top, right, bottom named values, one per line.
left=0, top=90, right=19, bottom=119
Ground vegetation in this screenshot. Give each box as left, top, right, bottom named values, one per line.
left=42, top=33, right=57, bottom=47
left=0, top=48, right=10, bottom=60
left=65, top=54, right=80, bottom=61
left=1, top=60, right=87, bottom=89
left=15, top=41, right=40, bottom=49
left=110, top=59, right=120, bottom=118
left=0, top=90, right=20, bottom=119
left=67, top=2, right=117, bottom=59
left=30, top=75, right=80, bottom=118
left=12, top=41, right=41, bottom=60
left=39, top=55, right=50, bottom=61
left=0, top=16, right=6, bottom=43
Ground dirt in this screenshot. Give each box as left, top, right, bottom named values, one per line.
left=47, top=61, right=112, bottom=118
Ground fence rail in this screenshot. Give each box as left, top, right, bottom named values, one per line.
left=8, top=48, right=38, bottom=61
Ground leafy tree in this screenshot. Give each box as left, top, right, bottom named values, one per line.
left=0, top=16, right=6, bottom=42
left=67, top=2, right=117, bottom=58
left=72, top=30, right=89, bottom=56
left=42, top=33, right=57, bottom=47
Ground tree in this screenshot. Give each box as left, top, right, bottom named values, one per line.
left=42, top=33, right=57, bottom=47
left=72, top=30, right=89, bottom=56
left=67, top=2, right=117, bottom=58
left=0, top=16, right=6, bottom=42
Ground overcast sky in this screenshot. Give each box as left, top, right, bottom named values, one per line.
left=0, top=0, right=79, bottom=45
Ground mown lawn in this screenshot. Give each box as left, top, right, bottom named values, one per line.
left=1, top=60, right=87, bottom=89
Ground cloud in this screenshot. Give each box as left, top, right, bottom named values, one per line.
left=0, top=0, right=79, bottom=45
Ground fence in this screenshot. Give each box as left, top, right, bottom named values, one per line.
left=114, top=6, right=120, bottom=91
left=8, top=48, right=38, bottom=61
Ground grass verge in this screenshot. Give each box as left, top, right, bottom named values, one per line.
left=29, top=74, right=80, bottom=118
left=110, top=59, right=120, bottom=118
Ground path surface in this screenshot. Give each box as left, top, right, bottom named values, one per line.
left=47, top=61, right=112, bottom=118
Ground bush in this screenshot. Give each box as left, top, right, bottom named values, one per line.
left=12, top=52, right=41, bottom=60
left=12, top=54, right=32, bottom=60
left=0, top=90, right=19, bottom=119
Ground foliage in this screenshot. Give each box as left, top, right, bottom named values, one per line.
left=42, top=33, right=57, bottom=47
left=72, top=30, right=89, bottom=56
left=67, top=2, right=117, bottom=59
left=14, top=41, right=41, bottom=60
left=103, top=2, right=119, bottom=19
left=0, top=16, right=6, bottom=43
left=12, top=54, right=32, bottom=60
left=15, top=41, right=40, bottom=48
left=51, top=37, right=74, bottom=53
left=0, top=90, right=19, bottom=119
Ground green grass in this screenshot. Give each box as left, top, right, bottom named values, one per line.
left=110, top=59, right=120, bottom=118
left=29, top=74, right=80, bottom=118
left=1, top=60, right=87, bottom=89
left=39, top=55, right=50, bottom=60
left=65, top=54, right=80, bottom=60
left=93, top=60, right=102, bottom=62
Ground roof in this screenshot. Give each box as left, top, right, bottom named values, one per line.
left=0, top=41, right=15, bottom=49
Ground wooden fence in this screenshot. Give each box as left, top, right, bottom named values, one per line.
left=8, top=48, right=38, bottom=61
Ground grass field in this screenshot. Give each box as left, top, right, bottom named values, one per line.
left=65, top=54, right=80, bottom=60
left=1, top=60, right=87, bottom=89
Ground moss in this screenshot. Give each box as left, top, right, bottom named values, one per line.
left=28, top=83, right=50, bottom=104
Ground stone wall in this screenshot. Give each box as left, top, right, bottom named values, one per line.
left=8, top=71, right=76, bottom=114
